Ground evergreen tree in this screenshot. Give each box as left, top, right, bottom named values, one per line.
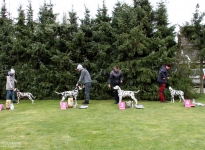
left=29, top=1, right=60, bottom=98
left=89, top=1, right=114, bottom=99
left=110, top=0, right=177, bottom=100
left=181, top=3, right=205, bottom=93
left=26, top=0, right=35, bottom=32
left=0, top=0, right=14, bottom=98
left=79, top=6, right=95, bottom=62
left=153, top=1, right=194, bottom=98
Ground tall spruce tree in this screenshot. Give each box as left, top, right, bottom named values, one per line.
left=0, top=0, right=14, bottom=98
left=181, top=4, right=205, bottom=94
left=79, top=6, right=95, bottom=63
left=89, top=1, right=114, bottom=99
left=153, top=1, right=193, bottom=98
left=110, top=0, right=177, bottom=100
left=30, top=1, right=60, bottom=98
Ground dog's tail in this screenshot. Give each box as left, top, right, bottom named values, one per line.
left=55, top=92, right=62, bottom=95
left=32, top=95, right=36, bottom=99
left=134, top=90, right=140, bottom=94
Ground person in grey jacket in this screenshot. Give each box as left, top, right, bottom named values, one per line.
left=108, top=66, right=123, bottom=104
left=6, top=69, right=17, bottom=103
left=76, top=64, right=92, bottom=104
left=157, top=64, right=171, bottom=103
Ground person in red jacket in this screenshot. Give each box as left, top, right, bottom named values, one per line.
left=157, top=64, right=171, bottom=103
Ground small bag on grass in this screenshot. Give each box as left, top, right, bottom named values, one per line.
left=6, top=100, right=11, bottom=110
left=68, top=98, right=74, bottom=108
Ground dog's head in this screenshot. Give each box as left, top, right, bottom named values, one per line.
left=168, top=86, right=172, bottom=90
left=14, top=88, right=19, bottom=92
left=113, top=85, right=120, bottom=90
left=76, top=86, right=82, bottom=90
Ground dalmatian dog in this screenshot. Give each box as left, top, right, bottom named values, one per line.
left=168, top=86, right=184, bottom=103
left=14, top=88, right=35, bottom=104
left=55, top=86, right=82, bottom=107
left=113, top=86, right=140, bottom=105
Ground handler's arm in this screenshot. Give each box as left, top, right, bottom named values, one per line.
left=77, top=70, right=86, bottom=84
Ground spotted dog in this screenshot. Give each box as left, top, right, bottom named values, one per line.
left=55, top=86, right=82, bottom=107
left=14, top=88, right=35, bottom=104
left=168, top=86, right=184, bottom=103
left=113, top=85, right=140, bottom=105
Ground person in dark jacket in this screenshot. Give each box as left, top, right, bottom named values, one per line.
left=108, top=66, right=123, bottom=104
left=157, top=64, right=171, bottom=103
left=76, top=64, right=92, bottom=104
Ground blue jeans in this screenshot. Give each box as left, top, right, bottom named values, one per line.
left=85, top=82, right=91, bottom=102
left=6, top=90, right=15, bottom=102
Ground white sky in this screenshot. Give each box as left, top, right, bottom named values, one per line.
left=1, top=0, right=205, bottom=32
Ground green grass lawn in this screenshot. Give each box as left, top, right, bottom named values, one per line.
left=1, top=98, right=205, bottom=150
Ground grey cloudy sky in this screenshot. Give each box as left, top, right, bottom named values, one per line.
left=1, top=0, right=205, bottom=32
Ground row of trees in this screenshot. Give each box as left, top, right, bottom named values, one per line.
left=0, top=0, right=202, bottom=100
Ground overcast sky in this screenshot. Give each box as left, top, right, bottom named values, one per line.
left=1, top=0, right=205, bottom=32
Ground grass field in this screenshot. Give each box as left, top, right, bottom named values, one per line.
left=1, top=98, right=205, bottom=150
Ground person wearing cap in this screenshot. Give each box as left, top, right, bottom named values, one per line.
left=108, top=66, right=123, bottom=104
left=6, top=69, right=18, bottom=103
left=76, top=64, right=92, bottom=104
left=157, top=64, right=171, bottom=103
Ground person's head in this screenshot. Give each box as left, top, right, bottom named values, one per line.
left=113, top=66, right=119, bottom=72
left=77, top=64, right=83, bottom=71
left=165, top=64, right=171, bottom=70
left=10, top=69, right=15, bottom=76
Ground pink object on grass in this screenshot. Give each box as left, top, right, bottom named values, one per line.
left=184, top=100, right=191, bottom=108
left=119, top=102, right=125, bottom=110
left=0, top=104, right=4, bottom=111
left=60, top=102, right=67, bottom=110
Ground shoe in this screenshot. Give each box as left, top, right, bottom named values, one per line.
left=114, top=101, right=119, bottom=104
left=13, top=101, right=17, bottom=103
left=82, top=101, right=89, bottom=104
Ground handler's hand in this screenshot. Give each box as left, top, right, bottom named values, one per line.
left=76, top=84, right=78, bottom=87
left=108, top=84, right=110, bottom=88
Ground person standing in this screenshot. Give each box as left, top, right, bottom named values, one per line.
left=6, top=69, right=17, bottom=103
left=76, top=64, right=92, bottom=104
left=157, top=64, right=171, bottom=103
left=108, top=66, right=123, bottom=104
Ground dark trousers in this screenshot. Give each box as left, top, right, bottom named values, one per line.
left=85, top=82, right=91, bottom=102
left=159, top=83, right=166, bottom=101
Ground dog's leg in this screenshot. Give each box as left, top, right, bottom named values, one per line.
left=74, top=97, right=77, bottom=108
left=182, top=95, right=185, bottom=102
left=179, top=95, right=181, bottom=102
left=17, top=97, right=20, bottom=104
left=118, top=95, right=122, bottom=104
left=171, top=95, right=174, bottom=103
left=131, top=95, right=138, bottom=105
left=60, top=96, right=66, bottom=105
left=179, top=94, right=184, bottom=102
left=28, top=96, right=34, bottom=104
